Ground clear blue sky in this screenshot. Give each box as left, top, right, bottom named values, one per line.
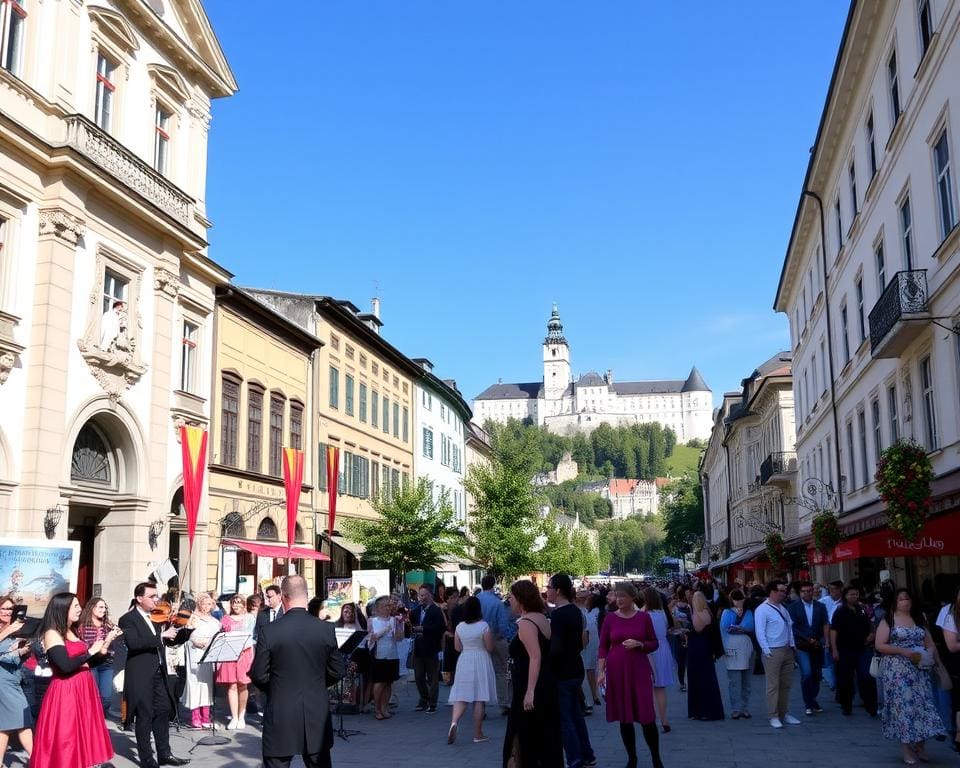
left=203, top=2, right=848, bottom=406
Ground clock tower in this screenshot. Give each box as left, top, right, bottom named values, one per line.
left=543, top=304, right=571, bottom=405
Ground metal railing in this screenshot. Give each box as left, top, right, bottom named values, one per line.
left=760, top=451, right=798, bottom=485
left=868, top=270, right=928, bottom=352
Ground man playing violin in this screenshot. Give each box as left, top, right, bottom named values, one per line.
left=118, top=582, right=193, bottom=768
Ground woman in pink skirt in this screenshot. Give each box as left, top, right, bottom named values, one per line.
left=217, top=595, right=255, bottom=729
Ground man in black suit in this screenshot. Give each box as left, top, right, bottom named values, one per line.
left=117, top=582, right=192, bottom=768
left=254, top=584, right=284, bottom=640
left=250, top=574, right=344, bottom=768
left=410, top=584, right=446, bottom=713
left=787, top=580, right=830, bottom=716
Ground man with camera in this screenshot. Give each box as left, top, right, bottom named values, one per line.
left=788, top=581, right=830, bottom=716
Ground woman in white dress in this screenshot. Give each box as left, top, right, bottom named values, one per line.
left=446, top=596, right=497, bottom=745
left=181, top=593, right=219, bottom=729
left=367, top=596, right=403, bottom=720
left=641, top=587, right=678, bottom=733
left=578, top=591, right=602, bottom=712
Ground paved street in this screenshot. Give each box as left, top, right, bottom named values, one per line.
left=32, top=663, right=953, bottom=768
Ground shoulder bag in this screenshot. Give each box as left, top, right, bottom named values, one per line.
left=868, top=653, right=881, bottom=679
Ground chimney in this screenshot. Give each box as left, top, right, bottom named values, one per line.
left=371, top=297, right=381, bottom=318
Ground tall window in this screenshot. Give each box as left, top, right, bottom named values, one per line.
left=888, top=383, right=900, bottom=443
left=178, top=320, right=198, bottom=392
left=382, top=396, right=389, bottom=434
left=289, top=401, right=303, bottom=451
left=855, top=277, right=866, bottom=344
left=933, top=129, right=957, bottom=239
left=269, top=394, right=284, bottom=476
left=858, top=409, right=869, bottom=486
left=220, top=376, right=239, bottom=467
left=871, top=397, right=882, bottom=460
left=849, top=160, right=858, bottom=217
left=247, top=385, right=263, bottom=472
left=392, top=402, right=399, bottom=438
left=94, top=53, right=116, bottom=131
left=920, top=356, right=938, bottom=449
left=888, top=49, right=901, bottom=126
left=918, top=0, right=933, bottom=57
left=154, top=106, right=171, bottom=175
left=402, top=406, right=409, bottom=442
left=811, top=354, right=818, bottom=400
left=834, top=196, right=844, bottom=252
left=371, top=390, right=379, bottom=428
left=846, top=420, right=856, bottom=489
left=820, top=339, right=827, bottom=394
left=371, top=460, right=380, bottom=497
left=866, top=112, right=878, bottom=179
left=840, top=301, right=851, bottom=365
left=900, top=196, right=914, bottom=270
left=359, top=382, right=368, bottom=422
left=423, top=427, right=434, bottom=459
left=875, top=241, right=886, bottom=290
left=1, top=0, right=26, bottom=76
left=344, top=374, right=354, bottom=416
left=328, top=365, right=339, bottom=409
left=102, top=269, right=127, bottom=313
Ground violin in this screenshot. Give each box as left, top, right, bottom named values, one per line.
left=149, top=600, right=193, bottom=628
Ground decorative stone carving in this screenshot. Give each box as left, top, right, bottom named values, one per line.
left=900, top=366, right=913, bottom=426
left=171, top=414, right=204, bottom=441
left=0, top=352, right=14, bottom=384
left=38, top=208, right=85, bottom=245
left=154, top=268, right=180, bottom=298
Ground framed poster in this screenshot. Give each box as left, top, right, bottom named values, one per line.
left=325, top=578, right=352, bottom=622
left=351, top=569, right=390, bottom=612
left=0, top=538, right=81, bottom=614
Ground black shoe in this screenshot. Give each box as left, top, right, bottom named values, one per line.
left=414, top=703, right=427, bottom=711
left=158, top=757, right=191, bottom=766
left=426, top=706, right=438, bottom=714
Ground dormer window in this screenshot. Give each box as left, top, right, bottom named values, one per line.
left=1, top=0, right=26, bottom=77
left=94, top=53, right=116, bottom=131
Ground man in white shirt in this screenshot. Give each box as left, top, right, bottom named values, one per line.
left=754, top=579, right=800, bottom=729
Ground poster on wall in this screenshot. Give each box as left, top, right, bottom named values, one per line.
left=351, top=569, right=390, bottom=611
left=0, top=538, right=80, bottom=615
left=325, top=578, right=352, bottom=623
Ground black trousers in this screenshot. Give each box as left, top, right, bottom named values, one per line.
left=132, top=667, right=174, bottom=765
left=264, top=752, right=331, bottom=768
left=836, top=648, right=877, bottom=715
left=413, top=655, right=440, bottom=707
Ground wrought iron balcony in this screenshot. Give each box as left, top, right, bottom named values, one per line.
left=760, top=451, right=797, bottom=487
left=868, top=270, right=930, bottom=358
left=63, top=115, right=193, bottom=226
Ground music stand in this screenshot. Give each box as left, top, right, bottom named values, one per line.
left=191, top=631, right=251, bottom=748
left=333, top=629, right=367, bottom=741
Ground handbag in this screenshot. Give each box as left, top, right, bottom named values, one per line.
left=868, top=653, right=881, bottom=678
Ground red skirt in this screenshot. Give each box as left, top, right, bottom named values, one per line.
left=216, top=646, right=253, bottom=684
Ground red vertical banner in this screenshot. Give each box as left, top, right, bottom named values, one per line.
left=180, top=425, right=208, bottom=551
left=282, top=447, right=305, bottom=553
left=326, top=445, right=340, bottom=536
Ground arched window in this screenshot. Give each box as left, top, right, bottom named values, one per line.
left=294, top=523, right=305, bottom=544
left=71, top=423, right=112, bottom=485
left=256, top=517, right=278, bottom=541
left=221, top=511, right=246, bottom=539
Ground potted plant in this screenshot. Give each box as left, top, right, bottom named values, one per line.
left=875, top=441, right=933, bottom=541
left=764, top=531, right=786, bottom=571
left=811, top=511, right=841, bottom=555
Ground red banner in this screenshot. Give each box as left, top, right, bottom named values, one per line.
left=282, top=447, right=305, bottom=553
left=326, top=445, right=340, bottom=536
left=180, top=425, right=208, bottom=551
left=810, top=512, right=960, bottom=564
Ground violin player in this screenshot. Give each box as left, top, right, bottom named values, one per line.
left=118, top=582, right=194, bottom=768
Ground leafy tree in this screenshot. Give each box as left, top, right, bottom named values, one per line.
left=344, top=478, right=465, bottom=587
left=571, top=433, right=593, bottom=470
left=660, top=476, right=705, bottom=558
left=597, top=516, right=666, bottom=575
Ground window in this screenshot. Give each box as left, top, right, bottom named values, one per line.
left=1, top=0, right=26, bottom=76
left=359, top=382, right=367, bottom=422
left=371, top=390, right=379, bottom=428
left=289, top=401, right=303, bottom=452
left=820, top=339, right=827, bottom=394
left=840, top=301, right=851, bottom=365
left=933, top=129, right=957, bottom=239
left=866, top=112, right=878, bottom=179
left=342, top=452, right=369, bottom=498
left=247, top=385, right=263, bottom=472
left=871, top=397, right=882, bottom=461
left=318, top=442, right=328, bottom=491
left=392, top=468, right=400, bottom=494
left=835, top=196, right=843, bottom=253
left=856, top=277, right=866, bottom=344
left=328, top=365, right=339, bottom=409
left=888, top=49, right=901, bottom=126
left=918, top=0, right=933, bottom=58
left=345, top=374, right=354, bottom=416
left=846, top=420, right=857, bottom=489
left=179, top=320, right=198, bottom=393
left=154, top=106, right=171, bottom=175
left=423, top=427, right=434, bottom=459
left=381, top=464, right=390, bottom=499
left=371, top=460, right=380, bottom=497
left=422, top=390, right=432, bottom=411
left=849, top=160, right=858, bottom=218
left=330, top=334, right=340, bottom=351
left=220, top=376, right=239, bottom=467
left=102, top=269, right=127, bottom=314
left=392, top=402, right=399, bottom=438
left=269, top=394, right=284, bottom=476
left=811, top=354, right=818, bottom=400
left=920, top=356, right=938, bottom=449
left=858, top=409, right=869, bottom=487
left=402, top=406, right=409, bottom=443
left=900, top=196, right=914, bottom=270
left=94, top=53, right=117, bottom=131
left=875, top=241, right=886, bottom=290
left=382, top=396, right=389, bottom=434
left=888, top=383, right=900, bottom=443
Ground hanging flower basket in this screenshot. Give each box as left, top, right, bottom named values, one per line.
left=811, top=511, right=841, bottom=554
left=764, top=532, right=786, bottom=570
left=875, top=440, right=933, bottom=541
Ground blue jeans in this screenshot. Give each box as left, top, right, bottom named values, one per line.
left=726, top=667, right=751, bottom=713
left=932, top=669, right=955, bottom=736
left=557, top=677, right=594, bottom=768
left=795, top=648, right=823, bottom=709
left=822, top=647, right=835, bottom=689
left=89, top=660, right=115, bottom=712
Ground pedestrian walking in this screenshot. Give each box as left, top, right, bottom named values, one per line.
left=411, top=585, right=446, bottom=714
left=579, top=592, right=602, bottom=711
left=719, top=589, right=754, bottom=719
left=367, top=596, right=403, bottom=721
left=755, top=579, right=800, bottom=728
left=478, top=575, right=513, bottom=715
left=686, top=591, right=724, bottom=722
left=936, top=585, right=960, bottom=753
left=830, top=585, right=878, bottom=717
left=641, top=587, right=678, bottom=732
left=446, top=596, right=497, bottom=745
left=668, top=585, right=691, bottom=692
left=787, top=580, right=830, bottom=716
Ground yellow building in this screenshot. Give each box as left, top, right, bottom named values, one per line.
left=206, top=288, right=321, bottom=596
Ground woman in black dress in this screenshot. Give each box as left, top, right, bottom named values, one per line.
left=502, top=580, right=562, bottom=768
left=686, top=591, right=725, bottom=721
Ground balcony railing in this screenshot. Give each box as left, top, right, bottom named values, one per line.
left=760, top=451, right=798, bottom=486
left=63, top=115, right=193, bottom=226
left=868, top=270, right=929, bottom=357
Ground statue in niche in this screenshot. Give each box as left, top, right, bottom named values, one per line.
left=900, top=366, right=913, bottom=427
left=99, top=300, right=129, bottom=353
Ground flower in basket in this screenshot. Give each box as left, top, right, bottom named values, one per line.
left=764, top=532, right=786, bottom=570
left=811, top=511, right=841, bottom=555
left=875, top=441, right=933, bottom=541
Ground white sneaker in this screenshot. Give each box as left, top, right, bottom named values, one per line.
left=783, top=714, right=801, bottom=725
left=237, top=716, right=246, bottom=729
left=769, top=717, right=783, bottom=729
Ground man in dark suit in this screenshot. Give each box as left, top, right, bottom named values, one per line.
left=410, top=584, right=446, bottom=713
left=787, top=580, right=830, bottom=715
left=117, top=582, right=192, bottom=768
left=254, top=584, right=284, bottom=640
left=250, top=575, right=344, bottom=768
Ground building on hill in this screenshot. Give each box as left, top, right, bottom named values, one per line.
left=473, top=305, right=713, bottom=442
left=603, top=479, right=659, bottom=519
left=533, top=451, right=578, bottom=486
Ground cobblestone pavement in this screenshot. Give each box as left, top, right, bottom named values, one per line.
left=30, top=664, right=954, bottom=768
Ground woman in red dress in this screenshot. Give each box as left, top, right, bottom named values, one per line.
left=32, top=592, right=122, bottom=768
left=597, top=583, right=664, bottom=768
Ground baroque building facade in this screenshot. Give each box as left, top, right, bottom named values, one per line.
left=473, top=305, right=713, bottom=442
left=0, top=0, right=236, bottom=610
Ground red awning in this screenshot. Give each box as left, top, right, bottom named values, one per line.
left=222, top=538, right=330, bottom=561
left=809, top=512, right=960, bottom=564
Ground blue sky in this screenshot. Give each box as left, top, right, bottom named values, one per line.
left=203, top=2, right=848, bottom=406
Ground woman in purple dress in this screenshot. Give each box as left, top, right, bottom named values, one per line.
left=597, top=583, right=664, bottom=768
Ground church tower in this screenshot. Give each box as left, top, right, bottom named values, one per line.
left=543, top=304, right=571, bottom=404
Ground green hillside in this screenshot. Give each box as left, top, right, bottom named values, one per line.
left=664, top=444, right=703, bottom=479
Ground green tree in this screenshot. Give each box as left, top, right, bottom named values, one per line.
left=570, top=433, right=594, bottom=471
left=344, top=478, right=465, bottom=587
left=661, top=476, right=705, bottom=557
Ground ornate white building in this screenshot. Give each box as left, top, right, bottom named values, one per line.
left=473, top=306, right=713, bottom=441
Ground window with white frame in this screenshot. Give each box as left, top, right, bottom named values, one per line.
left=875, top=240, right=886, bottom=290
left=840, top=300, right=851, bottom=365
left=422, top=427, right=434, bottom=459
left=858, top=409, right=869, bottom=486
left=834, top=196, right=843, bottom=253
left=887, top=383, right=899, bottom=443
left=94, top=53, right=117, bottom=132
left=920, top=355, right=937, bottom=449
left=855, top=276, right=866, bottom=344
left=918, top=0, right=933, bottom=58
left=820, top=339, right=827, bottom=394
left=1, top=0, right=26, bottom=76
left=888, top=49, right=901, bottom=126
left=871, top=397, right=882, bottom=461
left=849, top=160, right=858, bottom=218
left=846, top=420, right=857, bottom=489
left=154, top=105, right=171, bottom=175
left=900, top=195, right=914, bottom=270
left=811, top=353, right=818, bottom=401
left=179, top=320, right=198, bottom=393
left=866, top=112, right=877, bottom=179
left=933, top=128, right=956, bottom=239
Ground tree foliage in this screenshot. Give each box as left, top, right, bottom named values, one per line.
left=660, top=475, right=705, bottom=558
left=598, top=516, right=666, bottom=575
left=344, top=478, right=465, bottom=586
left=540, top=481, right=612, bottom=528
